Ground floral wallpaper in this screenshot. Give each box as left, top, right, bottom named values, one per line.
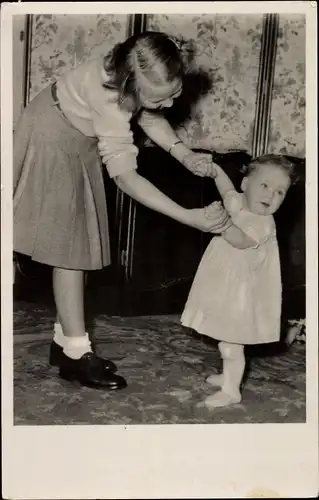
left=28, top=14, right=128, bottom=101
left=147, top=14, right=263, bottom=154
left=28, top=14, right=305, bottom=158
left=268, top=15, right=305, bottom=158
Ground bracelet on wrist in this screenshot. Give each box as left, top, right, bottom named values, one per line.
left=168, top=140, right=183, bottom=155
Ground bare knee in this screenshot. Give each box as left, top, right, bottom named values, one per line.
left=219, top=342, right=244, bottom=361
left=53, top=267, right=85, bottom=285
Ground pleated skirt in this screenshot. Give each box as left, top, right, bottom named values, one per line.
left=13, top=86, right=111, bottom=270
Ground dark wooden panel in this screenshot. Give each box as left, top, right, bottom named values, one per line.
left=14, top=148, right=305, bottom=320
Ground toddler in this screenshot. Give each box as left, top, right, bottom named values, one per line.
left=181, top=154, right=298, bottom=408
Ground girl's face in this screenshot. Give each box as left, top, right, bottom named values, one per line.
left=138, top=76, right=182, bottom=110
left=241, top=164, right=291, bottom=216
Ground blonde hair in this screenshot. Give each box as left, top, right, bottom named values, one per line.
left=103, top=31, right=184, bottom=111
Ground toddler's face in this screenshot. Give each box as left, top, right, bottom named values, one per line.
left=242, top=164, right=291, bottom=216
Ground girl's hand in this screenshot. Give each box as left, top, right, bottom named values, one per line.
left=182, top=152, right=216, bottom=178
left=187, top=202, right=231, bottom=233
left=204, top=201, right=233, bottom=233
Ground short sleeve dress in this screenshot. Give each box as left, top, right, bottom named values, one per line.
left=181, top=190, right=282, bottom=345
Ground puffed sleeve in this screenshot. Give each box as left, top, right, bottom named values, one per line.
left=223, top=190, right=244, bottom=216
left=224, top=190, right=276, bottom=248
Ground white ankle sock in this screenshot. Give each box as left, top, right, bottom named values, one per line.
left=53, top=323, right=92, bottom=356
left=53, top=322, right=65, bottom=348
left=63, top=334, right=92, bottom=360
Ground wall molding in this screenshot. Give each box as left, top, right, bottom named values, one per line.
left=23, top=14, right=33, bottom=106
left=115, top=14, right=147, bottom=280
left=252, top=13, right=280, bottom=158
left=127, top=14, right=148, bottom=36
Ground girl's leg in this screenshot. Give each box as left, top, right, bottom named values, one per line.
left=204, top=342, right=245, bottom=408
left=51, top=266, right=126, bottom=389
left=53, top=269, right=88, bottom=335
left=53, top=267, right=86, bottom=337
left=52, top=267, right=92, bottom=359
left=52, top=267, right=117, bottom=372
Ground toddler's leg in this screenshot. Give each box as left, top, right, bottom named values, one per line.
left=204, top=342, right=245, bottom=409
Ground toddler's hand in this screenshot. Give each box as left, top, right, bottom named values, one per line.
left=182, top=152, right=216, bottom=178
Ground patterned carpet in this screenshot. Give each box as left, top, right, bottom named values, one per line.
left=13, top=302, right=306, bottom=425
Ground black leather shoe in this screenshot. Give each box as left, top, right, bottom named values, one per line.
left=59, top=352, right=127, bottom=390
left=49, top=340, right=117, bottom=373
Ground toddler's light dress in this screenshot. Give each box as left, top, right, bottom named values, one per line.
left=181, top=190, right=282, bottom=344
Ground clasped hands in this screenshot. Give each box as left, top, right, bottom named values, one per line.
left=182, top=151, right=232, bottom=234
left=182, top=151, right=217, bottom=178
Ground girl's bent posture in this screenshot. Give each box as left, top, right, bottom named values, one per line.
left=14, top=31, right=230, bottom=390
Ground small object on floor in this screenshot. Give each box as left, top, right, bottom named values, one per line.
left=205, top=373, right=224, bottom=387
left=285, top=320, right=305, bottom=346
left=204, top=390, right=241, bottom=409
left=59, top=352, right=127, bottom=390
left=49, top=340, right=118, bottom=372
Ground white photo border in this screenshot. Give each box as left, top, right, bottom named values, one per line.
left=1, top=2, right=318, bottom=498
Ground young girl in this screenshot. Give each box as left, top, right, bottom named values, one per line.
left=181, top=154, right=297, bottom=408
left=14, top=31, right=230, bottom=391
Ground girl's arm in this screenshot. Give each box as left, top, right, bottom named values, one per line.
left=137, top=111, right=214, bottom=177
left=113, top=169, right=231, bottom=233
left=137, top=111, right=192, bottom=163
left=137, top=113, right=256, bottom=248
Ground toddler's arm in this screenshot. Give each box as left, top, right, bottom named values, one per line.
left=211, top=163, right=236, bottom=198
left=221, top=224, right=258, bottom=250
left=209, top=164, right=258, bottom=250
